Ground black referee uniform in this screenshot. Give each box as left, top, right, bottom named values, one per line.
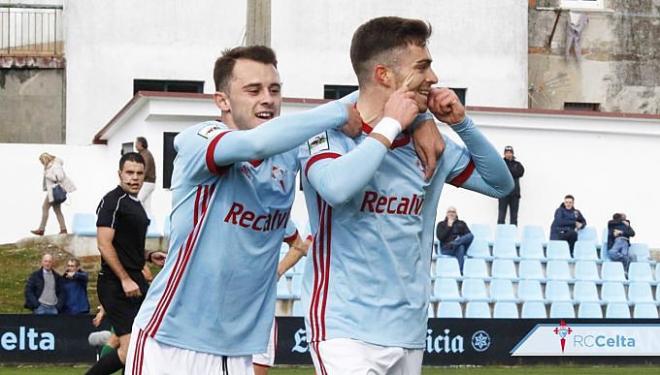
left=96, top=185, right=150, bottom=336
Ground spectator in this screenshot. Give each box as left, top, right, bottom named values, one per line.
left=436, top=207, right=474, bottom=272
left=607, top=213, right=636, bottom=271
left=24, top=253, right=64, bottom=315
left=549, top=194, right=586, bottom=255
left=31, top=153, right=76, bottom=236
left=497, top=145, right=524, bottom=226
left=135, top=137, right=156, bottom=216
left=61, top=257, right=90, bottom=314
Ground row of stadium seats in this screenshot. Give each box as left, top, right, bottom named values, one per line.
left=428, top=301, right=659, bottom=319
left=431, top=278, right=660, bottom=305
left=471, top=223, right=600, bottom=245
left=433, top=258, right=660, bottom=283
left=72, top=213, right=166, bottom=238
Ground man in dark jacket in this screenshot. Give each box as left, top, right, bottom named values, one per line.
left=24, top=253, right=65, bottom=314
left=607, top=213, right=636, bottom=270
left=436, top=207, right=473, bottom=272
left=549, top=194, right=586, bottom=255
left=61, top=257, right=90, bottom=314
left=497, top=145, right=524, bottom=226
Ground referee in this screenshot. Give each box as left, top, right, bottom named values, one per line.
left=86, top=152, right=165, bottom=375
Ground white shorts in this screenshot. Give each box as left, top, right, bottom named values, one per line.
left=310, top=338, right=423, bottom=375
left=252, top=319, right=277, bottom=368
left=126, top=326, right=254, bottom=375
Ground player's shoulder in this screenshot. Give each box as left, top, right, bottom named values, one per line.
left=99, top=186, right=126, bottom=207
left=299, top=128, right=353, bottom=159
left=175, top=120, right=230, bottom=150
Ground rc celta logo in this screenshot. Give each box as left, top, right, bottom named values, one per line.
left=553, top=320, right=572, bottom=353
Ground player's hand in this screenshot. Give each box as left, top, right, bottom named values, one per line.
left=92, top=307, right=104, bottom=327
left=149, top=251, right=167, bottom=267
left=412, top=119, right=445, bottom=180
left=341, top=105, right=363, bottom=138
left=428, top=88, right=465, bottom=126
left=121, top=278, right=142, bottom=298
left=383, top=72, right=419, bottom=130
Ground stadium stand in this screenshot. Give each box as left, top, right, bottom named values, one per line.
left=72, top=213, right=97, bottom=236
left=461, top=279, right=489, bottom=302
left=463, top=259, right=490, bottom=280
left=546, top=240, right=572, bottom=261
left=493, top=301, right=519, bottom=319
left=545, top=281, right=572, bottom=303
left=601, top=262, right=627, bottom=283
left=521, top=301, right=547, bottom=318
left=435, top=258, right=462, bottom=280
left=495, top=224, right=517, bottom=242
left=521, top=225, right=545, bottom=243
left=491, top=259, right=517, bottom=280
left=519, top=240, right=545, bottom=260
left=573, top=281, right=600, bottom=303
left=578, top=226, right=599, bottom=243
left=437, top=302, right=463, bottom=318
left=606, top=303, right=631, bottom=318
left=546, top=260, right=573, bottom=282
left=574, top=261, right=601, bottom=282
left=578, top=302, right=603, bottom=318
left=574, top=241, right=599, bottom=261
left=470, top=223, right=493, bottom=244
left=601, top=282, right=627, bottom=304
left=633, top=303, right=659, bottom=319
left=465, top=302, right=491, bottom=318
left=467, top=238, right=492, bottom=260
left=550, top=302, right=576, bottom=318
left=519, top=260, right=545, bottom=281
left=432, top=278, right=462, bottom=302
left=493, top=238, right=518, bottom=260
left=489, top=279, right=517, bottom=302
left=518, top=280, right=544, bottom=302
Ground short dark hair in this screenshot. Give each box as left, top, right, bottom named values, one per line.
left=564, top=194, right=575, bottom=201
left=136, top=136, right=148, bottom=149
left=67, top=258, right=80, bottom=267
left=213, top=45, right=278, bottom=92
left=350, top=16, right=432, bottom=84
left=119, top=152, right=145, bottom=170
left=612, top=213, right=623, bottom=221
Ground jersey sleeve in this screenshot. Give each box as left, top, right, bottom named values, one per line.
left=299, top=128, right=352, bottom=178
left=283, top=219, right=299, bottom=244
left=96, top=193, right=120, bottom=229
left=172, top=122, right=233, bottom=186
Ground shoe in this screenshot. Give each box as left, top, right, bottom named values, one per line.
left=30, top=229, right=44, bottom=236
left=59, top=229, right=68, bottom=235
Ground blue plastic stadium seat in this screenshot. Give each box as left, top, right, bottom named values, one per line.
left=601, top=262, right=626, bottom=282
left=546, top=260, right=572, bottom=282
left=491, top=259, right=517, bottom=280
left=435, top=258, right=462, bottom=280
left=518, top=280, right=544, bottom=302
left=465, top=302, right=491, bottom=318
left=573, top=281, right=600, bottom=303
left=518, top=260, right=545, bottom=281
left=495, top=224, right=517, bottom=241
left=461, top=279, right=489, bottom=302
left=428, top=303, right=436, bottom=318
left=470, top=223, right=493, bottom=243
left=463, top=259, right=490, bottom=280
left=492, top=238, right=518, bottom=259
left=437, top=302, right=463, bottom=318
left=601, top=282, right=627, bottom=304
left=578, top=302, right=603, bottom=318
left=493, top=302, right=519, bottom=319
left=633, top=303, right=659, bottom=319
left=162, top=215, right=171, bottom=239
left=519, top=240, right=545, bottom=260
left=292, top=301, right=305, bottom=317
left=605, top=303, right=631, bottom=318
left=628, top=282, right=654, bottom=304
left=521, top=301, right=547, bottom=318
left=630, top=243, right=650, bottom=262
left=546, top=240, right=572, bottom=260
left=574, top=241, right=598, bottom=261
left=489, top=279, right=517, bottom=302
left=574, top=261, right=600, bottom=282
left=578, top=226, right=598, bottom=242
left=146, top=218, right=161, bottom=238
left=550, top=302, right=575, bottom=318
left=72, top=213, right=97, bottom=237
left=466, top=238, right=492, bottom=260
left=545, top=281, right=572, bottom=303
left=522, top=225, right=545, bottom=243
left=276, top=278, right=292, bottom=299
left=628, top=262, right=654, bottom=283
left=432, top=279, right=462, bottom=302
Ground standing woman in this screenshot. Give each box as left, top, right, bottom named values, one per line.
left=31, top=153, right=76, bottom=235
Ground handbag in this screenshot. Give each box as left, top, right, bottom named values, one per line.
left=52, top=184, right=67, bottom=204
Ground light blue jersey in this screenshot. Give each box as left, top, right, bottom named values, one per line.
left=133, top=99, right=350, bottom=356
left=298, top=117, right=513, bottom=349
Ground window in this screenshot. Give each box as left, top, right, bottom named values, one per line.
left=162, top=132, right=179, bottom=189
left=560, top=0, right=603, bottom=10
left=450, top=88, right=467, bottom=106
left=133, top=79, right=204, bottom=95
left=121, top=142, right=134, bottom=156
left=564, top=102, right=600, bottom=111
left=324, top=85, right=358, bottom=100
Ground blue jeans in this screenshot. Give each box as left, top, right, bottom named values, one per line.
left=34, top=303, right=58, bottom=315
left=608, top=237, right=634, bottom=271
left=441, top=233, right=474, bottom=272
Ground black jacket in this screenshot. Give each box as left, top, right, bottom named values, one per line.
left=549, top=203, right=587, bottom=240
left=607, top=219, right=635, bottom=250
left=503, top=157, right=524, bottom=198
left=24, top=268, right=65, bottom=311
left=436, top=219, right=471, bottom=247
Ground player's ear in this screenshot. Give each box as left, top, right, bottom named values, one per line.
left=374, top=64, right=394, bottom=88
left=214, top=92, right=231, bottom=113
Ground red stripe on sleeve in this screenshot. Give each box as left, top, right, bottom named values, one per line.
left=284, top=230, right=299, bottom=245
left=449, top=159, right=475, bottom=187
left=304, top=152, right=341, bottom=177
left=205, top=131, right=232, bottom=176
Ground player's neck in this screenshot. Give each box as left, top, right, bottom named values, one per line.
left=220, top=112, right=239, bottom=130
left=356, top=87, right=388, bottom=126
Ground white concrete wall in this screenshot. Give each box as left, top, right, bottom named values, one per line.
left=63, top=0, right=247, bottom=145
left=271, top=0, right=528, bottom=107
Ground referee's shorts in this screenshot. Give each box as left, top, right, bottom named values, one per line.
left=97, top=271, right=149, bottom=337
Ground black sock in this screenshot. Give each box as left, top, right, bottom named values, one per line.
left=85, top=349, right=124, bottom=375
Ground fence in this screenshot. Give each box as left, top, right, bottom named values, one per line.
left=0, top=3, right=63, bottom=56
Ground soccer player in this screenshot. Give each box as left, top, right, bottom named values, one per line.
left=298, top=17, right=515, bottom=374
left=125, top=45, right=421, bottom=374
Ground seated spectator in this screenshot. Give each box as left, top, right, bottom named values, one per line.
left=607, top=213, right=636, bottom=271
left=436, top=207, right=473, bottom=272
left=61, top=257, right=90, bottom=314
left=24, top=253, right=64, bottom=315
left=549, top=194, right=586, bottom=255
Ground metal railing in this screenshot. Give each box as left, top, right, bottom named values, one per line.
left=0, top=3, right=63, bottom=56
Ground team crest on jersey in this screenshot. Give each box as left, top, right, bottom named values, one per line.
left=271, top=165, right=287, bottom=192
left=197, top=124, right=224, bottom=139
left=307, top=131, right=330, bottom=155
